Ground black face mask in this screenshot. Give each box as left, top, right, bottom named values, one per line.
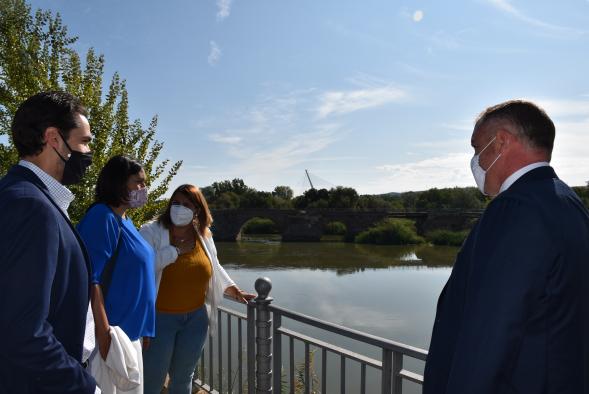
left=53, top=132, right=93, bottom=185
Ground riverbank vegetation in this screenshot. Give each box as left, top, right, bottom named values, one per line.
left=425, top=229, right=470, bottom=246
left=202, top=178, right=494, bottom=212
left=355, top=219, right=426, bottom=245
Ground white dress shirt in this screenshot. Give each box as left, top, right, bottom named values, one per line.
left=18, top=160, right=74, bottom=215
left=499, top=161, right=550, bottom=194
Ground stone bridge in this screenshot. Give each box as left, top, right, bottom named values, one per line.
left=210, top=208, right=482, bottom=242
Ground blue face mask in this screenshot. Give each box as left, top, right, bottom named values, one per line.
left=470, top=136, right=501, bottom=195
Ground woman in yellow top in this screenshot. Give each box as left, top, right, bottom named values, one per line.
left=139, top=184, right=253, bottom=394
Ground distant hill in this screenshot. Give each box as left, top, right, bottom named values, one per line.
left=376, top=191, right=401, bottom=197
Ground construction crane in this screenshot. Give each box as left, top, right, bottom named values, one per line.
left=305, top=169, right=314, bottom=190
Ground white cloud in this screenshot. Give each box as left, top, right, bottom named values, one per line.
left=318, top=86, right=406, bottom=118
left=484, top=0, right=585, bottom=38
left=413, top=10, right=424, bottom=22
left=198, top=89, right=342, bottom=190
left=551, top=117, right=589, bottom=186
left=207, top=41, right=221, bottom=66
left=374, top=153, right=473, bottom=192
left=236, top=127, right=340, bottom=174
left=216, top=0, right=232, bottom=21
left=209, top=133, right=242, bottom=144
left=440, top=120, right=474, bottom=132
left=534, top=98, right=589, bottom=119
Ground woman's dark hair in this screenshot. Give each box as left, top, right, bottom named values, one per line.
left=159, top=184, right=213, bottom=237
left=95, top=155, right=144, bottom=206
left=11, top=91, right=87, bottom=157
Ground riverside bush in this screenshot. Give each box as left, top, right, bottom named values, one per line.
left=324, top=221, right=347, bottom=235
left=242, top=218, right=279, bottom=234
left=426, top=229, right=470, bottom=246
left=355, top=219, right=425, bottom=245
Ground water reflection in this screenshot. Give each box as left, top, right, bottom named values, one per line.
left=219, top=241, right=457, bottom=275
left=217, top=241, right=457, bottom=394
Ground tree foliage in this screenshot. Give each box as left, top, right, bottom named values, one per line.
left=0, top=0, right=181, bottom=224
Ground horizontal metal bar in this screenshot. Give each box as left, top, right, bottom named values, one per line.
left=193, top=380, right=220, bottom=394
left=399, top=369, right=424, bottom=385
left=271, top=305, right=428, bottom=360
left=278, top=327, right=381, bottom=369
left=217, top=305, right=247, bottom=320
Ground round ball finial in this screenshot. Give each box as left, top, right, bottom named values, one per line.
left=255, top=277, right=272, bottom=299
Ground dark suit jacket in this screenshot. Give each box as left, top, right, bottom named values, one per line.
left=423, top=166, right=589, bottom=394
left=0, top=165, right=96, bottom=393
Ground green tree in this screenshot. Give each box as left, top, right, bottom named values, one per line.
left=272, top=185, right=293, bottom=200
left=0, top=0, right=181, bottom=224
left=240, top=191, right=272, bottom=208
left=213, top=191, right=240, bottom=209
left=328, top=186, right=359, bottom=209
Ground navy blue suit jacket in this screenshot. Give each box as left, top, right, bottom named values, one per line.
left=0, top=165, right=96, bottom=393
left=423, top=166, right=589, bottom=393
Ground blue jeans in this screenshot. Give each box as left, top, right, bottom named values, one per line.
left=143, top=305, right=208, bottom=394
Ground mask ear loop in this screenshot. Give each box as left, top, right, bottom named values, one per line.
left=485, top=153, right=502, bottom=172
left=479, top=136, right=496, bottom=155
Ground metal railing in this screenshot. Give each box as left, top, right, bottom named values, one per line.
left=194, top=277, right=428, bottom=394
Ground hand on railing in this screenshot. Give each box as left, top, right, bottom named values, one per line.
left=224, top=285, right=255, bottom=304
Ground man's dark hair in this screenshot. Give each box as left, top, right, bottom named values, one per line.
left=95, top=155, right=144, bottom=207
left=475, top=100, right=555, bottom=154
left=11, top=91, right=87, bottom=157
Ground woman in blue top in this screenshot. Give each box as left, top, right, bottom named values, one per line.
left=77, top=155, right=156, bottom=393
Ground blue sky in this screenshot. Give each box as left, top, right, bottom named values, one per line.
left=29, top=0, right=589, bottom=194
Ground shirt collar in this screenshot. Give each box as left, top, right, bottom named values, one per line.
left=18, top=160, right=75, bottom=217
left=499, top=161, right=550, bottom=194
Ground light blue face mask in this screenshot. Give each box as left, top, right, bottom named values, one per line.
left=470, top=136, right=501, bottom=195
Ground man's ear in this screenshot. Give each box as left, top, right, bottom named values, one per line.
left=495, top=128, right=513, bottom=153
left=43, top=127, right=61, bottom=149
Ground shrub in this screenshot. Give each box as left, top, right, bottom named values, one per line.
left=355, top=219, right=425, bottom=245
left=426, top=229, right=470, bottom=246
left=324, top=221, right=347, bottom=235
left=242, top=218, right=279, bottom=234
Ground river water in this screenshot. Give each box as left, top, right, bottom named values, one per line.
left=215, top=241, right=458, bottom=393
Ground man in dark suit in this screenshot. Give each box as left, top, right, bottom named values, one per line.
left=0, top=92, right=96, bottom=393
left=423, top=100, right=589, bottom=394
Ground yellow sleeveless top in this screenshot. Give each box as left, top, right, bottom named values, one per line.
left=156, top=234, right=212, bottom=313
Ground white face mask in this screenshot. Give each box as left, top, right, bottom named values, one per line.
left=128, top=187, right=148, bottom=208
left=170, top=204, right=194, bottom=226
left=470, top=136, right=501, bottom=196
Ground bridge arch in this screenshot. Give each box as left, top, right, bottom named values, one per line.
left=238, top=216, right=283, bottom=241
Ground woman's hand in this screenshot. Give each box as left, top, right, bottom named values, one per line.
left=96, top=326, right=112, bottom=360
left=225, top=286, right=255, bottom=304
left=91, top=285, right=112, bottom=360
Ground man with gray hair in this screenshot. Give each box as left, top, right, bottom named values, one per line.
left=423, top=100, right=589, bottom=393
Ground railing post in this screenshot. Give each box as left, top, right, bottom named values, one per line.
left=272, top=312, right=282, bottom=394
left=381, top=348, right=392, bottom=394
left=255, top=277, right=273, bottom=393
left=247, top=300, right=256, bottom=394
left=392, top=351, right=403, bottom=394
